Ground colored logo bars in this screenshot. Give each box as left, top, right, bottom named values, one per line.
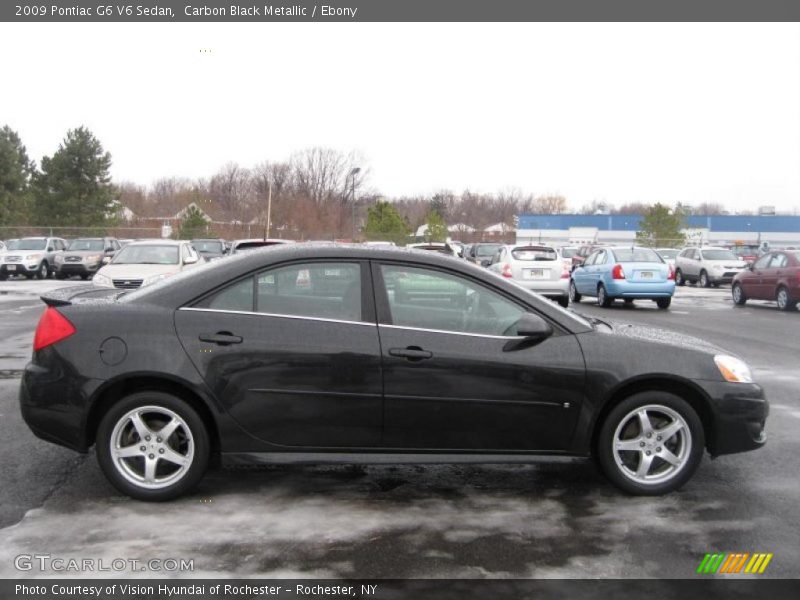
left=697, top=552, right=773, bottom=575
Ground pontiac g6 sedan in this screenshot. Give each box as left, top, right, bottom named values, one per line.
left=20, top=245, right=767, bottom=500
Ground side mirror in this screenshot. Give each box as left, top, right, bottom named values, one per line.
left=505, top=313, right=553, bottom=351
left=184, top=255, right=199, bottom=265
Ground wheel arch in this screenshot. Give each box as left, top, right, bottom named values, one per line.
left=85, top=373, right=221, bottom=452
left=590, top=375, right=715, bottom=456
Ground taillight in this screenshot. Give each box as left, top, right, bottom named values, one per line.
left=668, top=265, right=675, bottom=280
left=611, top=264, right=626, bottom=279
left=33, top=307, right=76, bottom=352
left=561, top=268, right=570, bottom=279
left=501, top=263, right=513, bottom=278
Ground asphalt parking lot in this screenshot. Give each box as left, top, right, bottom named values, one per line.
left=0, top=277, right=798, bottom=578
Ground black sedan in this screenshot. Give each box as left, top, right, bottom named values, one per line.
left=20, top=245, right=768, bottom=500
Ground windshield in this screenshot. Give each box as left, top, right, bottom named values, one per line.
left=112, top=245, right=179, bottom=265
left=702, top=249, right=737, bottom=261
left=611, top=248, right=663, bottom=263
left=656, top=249, right=678, bottom=259
left=5, top=240, right=20, bottom=250
left=68, top=239, right=105, bottom=251
left=560, top=248, right=578, bottom=258
left=512, top=247, right=557, bottom=261
left=193, top=241, right=224, bottom=253
left=730, top=246, right=759, bottom=256
left=476, top=244, right=503, bottom=256
left=16, top=239, right=47, bottom=251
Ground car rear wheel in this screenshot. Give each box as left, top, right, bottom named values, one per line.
left=699, top=270, right=710, bottom=288
left=597, top=392, right=704, bottom=495
left=597, top=284, right=612, bottom=308
left=776, top=286, right=796, bottom=311
left=569, top=280, right=581, bottom=303
left=674, top=269, right=685, bottom=286
left=655, top=297, right=671, bottom=309
left=556, top=296, right=569, bottom=308
left=732, top=283, right=747, bottom=305
left=96, top=392, right=210, bottom=501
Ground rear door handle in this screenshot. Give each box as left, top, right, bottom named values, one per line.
left=389, top=346, right=433, bottom=361
left=199, top=332, right=243, bottom=345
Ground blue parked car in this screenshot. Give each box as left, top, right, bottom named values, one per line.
left=569, top=246, right=676, bottom=309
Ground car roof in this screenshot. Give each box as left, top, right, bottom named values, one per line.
left=125, top=240, right=186, bottom=246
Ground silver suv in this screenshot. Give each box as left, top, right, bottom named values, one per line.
left=674, top=246, right=748, bottom=288
left=0, top=237, right=67, bottom=280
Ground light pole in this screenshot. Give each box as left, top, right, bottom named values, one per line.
left=349, top=167, right=361, bottom=241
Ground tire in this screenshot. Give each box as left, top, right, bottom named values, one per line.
left=0, top=273, right=6, bottom=281
left=596, top=391, right=705, bottom=495
left=655, top=297, right=671, bottom=309
left=675, top=269, right=685, bottom=286
left=55, top=272, right=67, bottom=280
left=95, top=391, right=210, bottom=501
left=80, top=274, right=89, bottom=280
left=776, top=286, right=797, bottom=311
left=597, top=284, right=612, bottom=308
left=699, top=270, right=710, bottom=288
left=557, top=296, right=569, bottom=309
left=624, top=299, right=634, bottom=305
left=732, top=283, right=747, bottom=306
left=569, top=280, right=581, bottom=303
left=35, top=262, right=49, bottom=280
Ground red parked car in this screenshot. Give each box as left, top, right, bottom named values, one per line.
left=732, top=250, right=800, bottom=311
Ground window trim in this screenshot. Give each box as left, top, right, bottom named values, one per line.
left=178, top=306, right=375, bottom=327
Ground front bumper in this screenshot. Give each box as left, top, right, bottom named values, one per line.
left=604, top=280, right=676, bottom=298
left=701, top=380, right=768, bottom=456
left=55, top=262, right=102, bottom=276
left=709, top=271, right=744, bottom=284
left=1, top=263, right=39, bottom=275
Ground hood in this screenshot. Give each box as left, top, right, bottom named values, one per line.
left=704, top=259, right=747, bottom=268
left=97, top=263, right=181, bottom=279
left=599, top=319, right=728, bottom=357
left=62, top=250, right=103, bottom=258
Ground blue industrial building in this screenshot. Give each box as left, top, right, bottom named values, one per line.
left=516, top=214, right=800, bottom=245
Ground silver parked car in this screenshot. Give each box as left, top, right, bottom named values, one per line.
left=489, top=244, right=570, bottom=307
left=674, top=246, right=748, bottom=287
left=0, top=236, right=67, bottom=280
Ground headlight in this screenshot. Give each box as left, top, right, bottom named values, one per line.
left=714, top=354, right=753, bottom=383
left=85, top=254, right=102, bottom=263
left=54, top=255, right=64, bottom=264
left=25, top=253, right=43, bottom=261
left=92, top=273, right=113, bottom=287
left=143, top=273, right=171, bottom=286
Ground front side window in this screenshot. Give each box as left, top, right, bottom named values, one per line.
left=380, top=265, right=524, bottom=336
left=753, top=255, right=772, bottom=269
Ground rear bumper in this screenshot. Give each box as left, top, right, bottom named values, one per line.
left=514, top=277, right=569, bottom=298
left=700, top=381, right=768, bottom=456
left=605, top=280, right=675, bottom=298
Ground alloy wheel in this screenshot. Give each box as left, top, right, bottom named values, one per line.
left=109, top=405, right=194, bottom=490
left=612, top=404, right=691, bottom=485
left=777, top=288, right=788, bottom=310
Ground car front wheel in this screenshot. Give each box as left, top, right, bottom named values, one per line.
left=597, top=392, right=704, bottom=495
left=36, top=262, right=49, bottom=280
left=732, top=283, right=747, bottom=305
left=96, top=391, right=210, bottom=501
left=699, top=270, right=710, bottom=288
left=557, top=296, right=569, bottom=308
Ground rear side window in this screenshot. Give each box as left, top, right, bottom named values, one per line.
left=512, top=247, right=557, bottom=261
left=611, top=248, right=662, bottom=263
left=770, top=254, right=788, bottom=268
left=197, top=262, right=362, bottom=321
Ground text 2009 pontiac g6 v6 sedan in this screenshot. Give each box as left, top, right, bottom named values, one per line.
left=20, top=245, right=767, bottom=500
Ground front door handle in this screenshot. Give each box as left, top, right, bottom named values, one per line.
left=389, top=346, right=433, bottom=361
left=199, top=331, right=243, bottom=346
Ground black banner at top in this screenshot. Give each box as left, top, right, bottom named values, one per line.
left=4, top=0, right=800, bottom=22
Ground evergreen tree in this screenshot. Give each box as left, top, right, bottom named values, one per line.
left=364, top=201, right=410, bottom=245
left=35, top=127, right=116, bottom=227
left=177, top=205, right=209, bottom=239
left=426, top=210, right=448, bottom=242
left=636, top=203, right=686, bottom=247
left=0, top=125, right=34, bottom=226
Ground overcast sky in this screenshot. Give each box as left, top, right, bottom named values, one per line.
left=2, top=22, right=799, bottom=211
